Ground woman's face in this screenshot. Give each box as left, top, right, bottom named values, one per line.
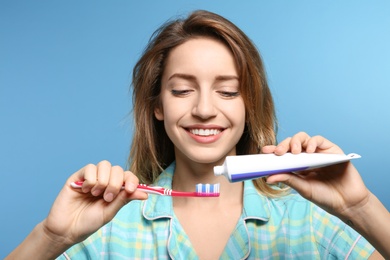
left=155, top=37, right=246, bottom=165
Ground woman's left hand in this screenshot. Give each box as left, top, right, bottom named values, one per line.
left=262, top=132, right=370, bottom=218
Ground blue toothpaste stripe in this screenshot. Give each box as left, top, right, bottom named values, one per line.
left=230, top=166, right=309, bottom=182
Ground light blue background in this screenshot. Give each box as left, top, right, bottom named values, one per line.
left=1, top=1, right=389, bottom=257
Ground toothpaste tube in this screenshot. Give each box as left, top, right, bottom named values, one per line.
left=214, top=153, right=361, bottom=182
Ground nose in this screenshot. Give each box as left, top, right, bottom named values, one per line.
left=192, top=91, right=217, bottom=120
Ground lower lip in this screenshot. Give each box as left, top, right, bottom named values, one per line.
left=187, top=130, right=223, bottom=144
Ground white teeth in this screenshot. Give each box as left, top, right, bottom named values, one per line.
left=190, top=129, right=221, bottom=136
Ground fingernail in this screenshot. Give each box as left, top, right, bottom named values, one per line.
left=127, top=183, right=136, bottom=192
left=104, top=193, right=114, bottom=202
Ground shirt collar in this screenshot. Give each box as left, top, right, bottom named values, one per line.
left=242, top=180, right=271, bottom=222
left=142, top=163, right=175, bottom=220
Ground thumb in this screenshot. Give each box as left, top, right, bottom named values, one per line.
left=266, top=173, right=313, bottom=200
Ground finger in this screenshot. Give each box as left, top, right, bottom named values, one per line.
left=307, top=135, right=343, bottom=153
left=289, top=132, right=311, bottom=154
left=274, top=137, right=292, bottom=155
left=302, top=135, right=325, bottom=153
left=103, top=165, right=125, bottom=202
left=92, top=160, right=112, bottom=196
left=102, top=171, right=148, bottom=220
left=77, top=164, right=97, bottom=193
left=261, top=145, right=276, bottom=154
left=123, top=171, right=141, bottom=193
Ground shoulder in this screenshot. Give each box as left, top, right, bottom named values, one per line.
left=272, top=192, right=375, bottom=258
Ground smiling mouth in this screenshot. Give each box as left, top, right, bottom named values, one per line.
left=188, top=128, right=222, bottom=136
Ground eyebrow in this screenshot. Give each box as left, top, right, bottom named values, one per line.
left=168, top=73, right=196, bottom=81
left=168, top=73, right=239, bottom=82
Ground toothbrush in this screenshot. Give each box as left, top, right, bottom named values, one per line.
left=70, top=181, right=220, bottom=197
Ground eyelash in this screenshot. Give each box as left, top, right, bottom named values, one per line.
left=170, top=90, right=240, bottom=98
left=171, top=89, right=192, bottom=96
left=218, top=91, right=240, bottom=97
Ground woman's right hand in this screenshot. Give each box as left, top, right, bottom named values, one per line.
left=42, top=160, right=148, bottom=247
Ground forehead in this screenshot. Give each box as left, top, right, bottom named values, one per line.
left=163, top=37, right=238, bottom=78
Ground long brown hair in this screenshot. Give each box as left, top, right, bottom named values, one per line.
left=129, top=10, right=288, bottom=197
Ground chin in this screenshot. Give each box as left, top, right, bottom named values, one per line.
left=186, top=151, right=230, bottom=165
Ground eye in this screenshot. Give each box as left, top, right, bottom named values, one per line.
left=171, top=89, right=193, bottom=96
left=218, top=91, right=240, bottom=98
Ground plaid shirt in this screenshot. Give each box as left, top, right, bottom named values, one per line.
left=60, top=162, right=374, bottom=259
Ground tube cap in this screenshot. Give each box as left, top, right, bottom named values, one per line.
left=213, top=166, right=223, bottom=176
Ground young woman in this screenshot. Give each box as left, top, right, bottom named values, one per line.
left=7, top=10, right=389, bottom=259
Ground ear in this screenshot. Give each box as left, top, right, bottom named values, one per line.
left=154, top=106, right=164, bottom=121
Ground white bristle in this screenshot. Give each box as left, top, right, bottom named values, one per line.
left=196, top=183, right=220, bottom=194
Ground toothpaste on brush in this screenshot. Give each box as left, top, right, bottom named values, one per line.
left=213, top=153, right=361, bottom=182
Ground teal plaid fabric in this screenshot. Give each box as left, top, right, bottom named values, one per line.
left=60, top=162, right=374, bottom=259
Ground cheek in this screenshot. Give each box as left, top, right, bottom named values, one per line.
left=161, top=99, right=189, bottom=129
left=225, top=99, right=246, bottom=125
left=163, top=100, right=183, bottom=118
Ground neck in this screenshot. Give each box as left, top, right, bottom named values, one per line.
left=172, top=159, right=244, bottom=206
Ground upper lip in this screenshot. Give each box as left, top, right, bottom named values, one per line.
left=184, top=124, right=225, bottom=130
